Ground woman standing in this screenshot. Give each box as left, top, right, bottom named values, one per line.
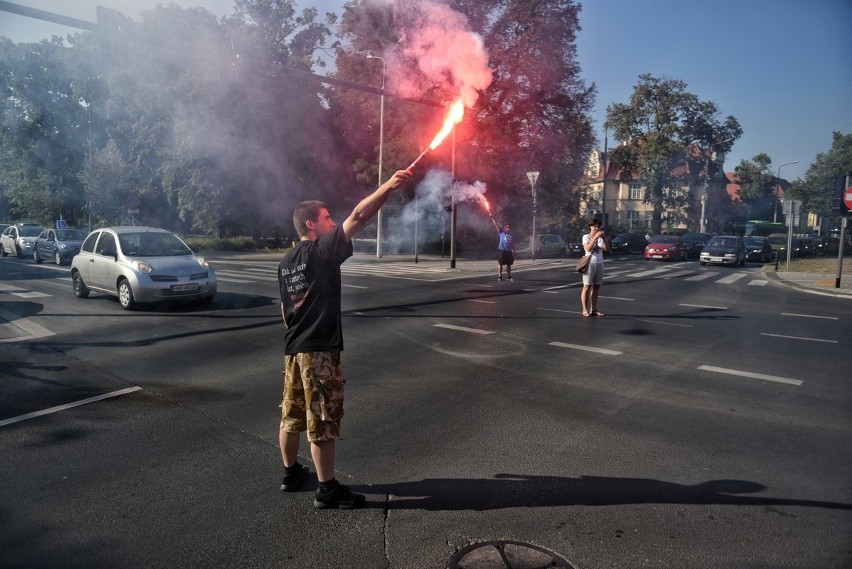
left=580, top=218, right=609, bottom=317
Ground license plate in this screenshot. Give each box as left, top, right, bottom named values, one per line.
left=652, top=255, right=664, bottom=259
left=711, top=257, right=723, bottom=262
left=171, top=283, right=199, bottom=292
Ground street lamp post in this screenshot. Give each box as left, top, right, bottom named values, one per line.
left=526, top=171, right=540, bottom=260
left=366, top=54, right=386, bottom=258
left=773, top=160, right=798, bottom=224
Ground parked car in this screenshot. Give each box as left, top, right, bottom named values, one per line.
left=71, top=226, right=217, bottom=310
left=767, top=233, right=788, bottom=259
left=681, top=232, right=711, bottom=259
left=811, top=236, right=839, bottom=256
left=792, top=238, right=814, bottom=258
left=33, top=227, right=88, bottom=265
left=1, top=223, right=45, bottom=258
left=568, top=240, right=584, bottom=257
left=610, top=232, right=648, bottom=254
left=699, top=235, right=746, bottom=266
left=644, top=235, right=688, bottom=261
left=516, top=233, right=567, bottom=257
left=744, top=236, right=773, bottom=263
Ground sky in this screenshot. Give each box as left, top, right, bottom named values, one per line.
left=1, top=0, right=850, bottom=182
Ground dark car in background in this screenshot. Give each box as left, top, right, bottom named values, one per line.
left=33, top=227, right=88, bottom=265
left=700, top=235, right=746, bottom=266
left=644, top=235, right=688, bottom=261
left=610, top=232, right=648, bottom=254
left=744, top=236, right=773, bottom=263
left=681, top=232, right=711, bottom=259
left=1, top=223, right=45, bottom=258
left=516, top=234, right=567, bottom=258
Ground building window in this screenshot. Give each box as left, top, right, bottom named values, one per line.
left=629, top=183, right=642, bottom=200
left=627, top=211, right=640, bottom=230
left=644, top=212, right=653, bottom=229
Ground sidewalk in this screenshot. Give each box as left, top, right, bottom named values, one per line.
left=766, top=267, right=852, bottom=299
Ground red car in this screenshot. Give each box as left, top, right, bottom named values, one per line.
left=644, top=235, right=688, bottom=261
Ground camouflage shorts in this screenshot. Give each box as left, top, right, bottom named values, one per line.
left=281, top=351, right=345, bottom=443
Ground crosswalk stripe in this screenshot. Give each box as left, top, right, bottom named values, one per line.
left=627, top=268, right=671, bottom=278
left=715, top=272, right=748, bottom=284
left=748, top=280, right=768, bottom=286
left=684, top=272, right=718, bottom=281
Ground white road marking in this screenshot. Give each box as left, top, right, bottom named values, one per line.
left=661, top=270, right=694, bottom=279
left=549, top=342, right=622, bottom=355
left=637, top=319, right=692, bottom=328
left=748, top=280, right=768, bottom=286
left=781, top=312, right=838, bottom=320
left=684, top=272, right=719, bottom=281
left=599, top=295, right=635, bottom=301
left=538, top=308, right=577, bottom=314
left=760, top=333, right=837, bottom=344
left=697, top=365, right=802, bottom=386
left=679, top=303, right=728, bottom=310
left=0, top=387, right=143, bottom=428
left=468, top=299, right=495, bottom=304
left=433, top=323, right=494, bottom=335
left=715, top=272, right=748, bottom=284
left=0, top=307, right=55, bottom=343
left=342, top=284, right=367, bottom=289
left=627, top=268, right=671, bottom=278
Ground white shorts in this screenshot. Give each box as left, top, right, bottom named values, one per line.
left=582, top=262, right=604, bottom=286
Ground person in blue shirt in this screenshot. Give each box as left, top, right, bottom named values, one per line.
left=490, top=216, right=514, bottom=281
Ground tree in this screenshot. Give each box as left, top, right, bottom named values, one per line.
left=732, top=153, right=778, bottom=221
left=788, top=131, right=852, bottom=220
left=331, top=0, right=596, bottom=242
left=606, top=74, right=741, bottom=233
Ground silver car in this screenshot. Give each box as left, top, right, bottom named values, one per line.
left=71, top=226, right=217, bottom=310
left=1, top=223, right=45, bottom=257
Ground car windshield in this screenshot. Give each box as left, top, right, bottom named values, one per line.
left=19, top=226, right=42, bottom=237
left=745, top=238, right=764, bottom=246
left=682, top=234, right=706, bottom=242
left=56, top=229, right=87, bottom=240
left=708, top=237, right=736, bottom=247
left=119, top=232, right=192, bottom=257
left=651, top=236, right=676, bottom=244
left=768, top=236, right=786, bottom=244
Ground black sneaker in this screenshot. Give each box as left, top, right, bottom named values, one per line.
left=313, top=480, right=366, bottom=509
left=280, top=463, right=310, bottom=492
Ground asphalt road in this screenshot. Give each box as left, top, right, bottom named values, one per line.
left=1, top=253, right=850, bottom=568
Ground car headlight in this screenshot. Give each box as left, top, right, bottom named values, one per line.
left=197, top=257, right=209, bottom=269
left=136, top=261, right=153, bottom=273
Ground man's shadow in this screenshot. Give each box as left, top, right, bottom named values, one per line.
left=352, top=474, right=852, bottom=511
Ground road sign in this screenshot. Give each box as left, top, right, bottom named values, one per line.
left=844, top=186, right=852, bottom=210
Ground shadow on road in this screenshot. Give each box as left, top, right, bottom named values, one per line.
left=354, top=474, right=852, bottom=512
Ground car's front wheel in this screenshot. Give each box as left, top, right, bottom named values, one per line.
left=117, top=278, right=137, bottom=310
left=72, top=271, right=89, bottom=298
left=33, top=249, right=43, bottom=264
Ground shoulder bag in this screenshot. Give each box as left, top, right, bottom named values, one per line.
left=576, top=254, right=590, bottom=273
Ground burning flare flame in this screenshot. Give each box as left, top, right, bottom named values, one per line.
left=428, top=99, right=465, bottom=150
left=408, top=98, right=466, bottom=170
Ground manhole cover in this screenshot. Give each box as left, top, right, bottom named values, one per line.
left=449, top=540, right=577, bottom=569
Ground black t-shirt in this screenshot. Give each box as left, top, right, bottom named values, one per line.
left=278, top=226, right=353, bottom=354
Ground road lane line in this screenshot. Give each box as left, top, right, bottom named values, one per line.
left=760, top=333, right=837, bottom=344
left=679, top=303, right=728, bottom=310
left=637, top=319, right=692, bottom=328
left=697, top=365, right=802, bottom=386
left=0, top=387, right=143, bottom=428
left=748, top=280, right=768, bottom=286
left=342, top=284, right=367, bottom=289
left=781, top=312, right=838, bottom=320
left=538, top=308, right=577, bottom=314
left=433, top=323, right=494, bottom=335
left=468, top=299, right=495, bottom=304
left=549, top=342, right=622, bottom=355
left=599, top=295, right=634, bottom=301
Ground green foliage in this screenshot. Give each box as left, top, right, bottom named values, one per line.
left=183, top=234, right=259, bottom=251
left=789, top=132, right=852, bottom=218
left=606, top=74, right=742, bottom=233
